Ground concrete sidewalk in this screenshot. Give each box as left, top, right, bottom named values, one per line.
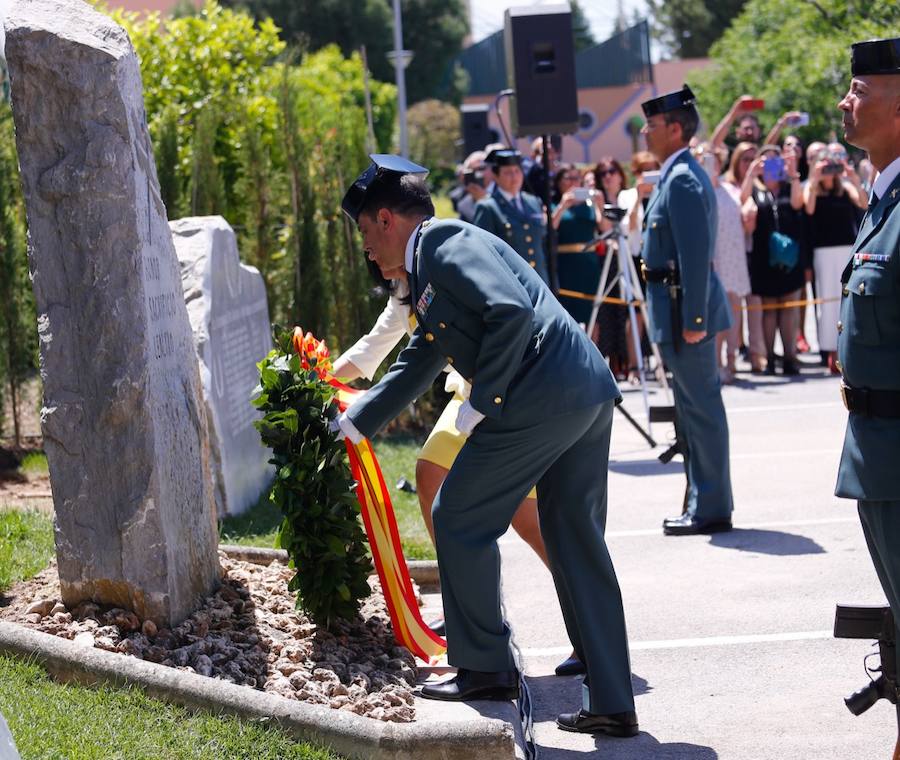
left=499, top=358, right=897, bottom=759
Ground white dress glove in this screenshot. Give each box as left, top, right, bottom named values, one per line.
left=455, top=400, right=485, bottom=435
left=331, top=413, right=364, bottom=444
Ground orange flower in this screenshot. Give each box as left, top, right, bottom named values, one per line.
left=291, top=326, right=333, bottom=376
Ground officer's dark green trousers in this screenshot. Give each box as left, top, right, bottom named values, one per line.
left=432, top=400, right=634, bottom=715
left=858, top=501, right=900, bottom=666
left=659, top=336, right=734, bottom=521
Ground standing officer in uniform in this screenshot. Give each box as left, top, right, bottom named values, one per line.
left=336, top=155, right=638, bottom=737
left=835, top=37, right=900, bottom=652
left=473, top=148, right=550, bottom=285
left=639, top=85, right=735, bottom=535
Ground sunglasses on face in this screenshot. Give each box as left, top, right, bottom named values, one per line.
left=598, top=169, right=619, bottom=178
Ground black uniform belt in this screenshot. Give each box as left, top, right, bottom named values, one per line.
left=840, top=383, right=900, bottom=418
left=641, top=263, right=675, bottom=284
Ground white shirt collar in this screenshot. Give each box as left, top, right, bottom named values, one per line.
left=404, top=220, right=426, bottom=274
left=660, top=147, right=690, bottom=181
left=872, top=155, right=900, bottom=202
left=497, top=186, right=520, bottom=205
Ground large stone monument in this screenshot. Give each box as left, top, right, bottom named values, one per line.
left=171, top=216, right=274, bottom=517
left=5, top=0, right=220, bottom=626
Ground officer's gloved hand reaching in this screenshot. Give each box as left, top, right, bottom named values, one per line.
left=330, top=413, right=364, bottom=444
left=455, top=400, right=485, bottom=435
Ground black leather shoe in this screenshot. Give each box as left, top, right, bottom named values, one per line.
left=554, top=655, right=586, bottom=676
left=420, top=668, right=519, bottom=702
left=662, top=513, right=732, bottom=536
left=557, top=709, right=639, bottom=737
left=428, top=618, right=445, bottom=637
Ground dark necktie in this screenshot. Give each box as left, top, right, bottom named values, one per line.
left=869, top=193, right=879, bottom=212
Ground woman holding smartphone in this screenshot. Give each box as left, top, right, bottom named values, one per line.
left=802, top=143, right=865, bottom=373
left=743, top=143, right=806, bottom=375
left=551, top=165, right=605, bottom=329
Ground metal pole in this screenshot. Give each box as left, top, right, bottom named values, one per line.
left=542, top=134, right=557, bottom=294
left=391, top=0, right=409, bottom=157
left=360, top=46, right=377, bottom=154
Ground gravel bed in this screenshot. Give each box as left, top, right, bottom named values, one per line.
left=0, top=552, right=417, bottom=722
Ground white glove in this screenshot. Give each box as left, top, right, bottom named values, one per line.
left=455, top=400, right=485, bottom=435
left=330, top=413, right=364, bottom=444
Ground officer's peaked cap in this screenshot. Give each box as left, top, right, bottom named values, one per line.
left=641, top=85, right=698, bottom=118
left=851, top=37, right=900, bottom=76
left=341, top=154, right=429, bottom=223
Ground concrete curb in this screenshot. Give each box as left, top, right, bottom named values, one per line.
left=218, top=544, right=441, bottom=590
left=0, top=621, right=515, bottom=759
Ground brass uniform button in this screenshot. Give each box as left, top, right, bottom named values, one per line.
left=438, top=322, right=447, bottom=329
left=842, top=286, right=849, bottom=296
left=859, top=281, right=866, bottom=294
left=837, top=320, right=843, bottom=334
left=494, top=396, right=502, bottom=404
left=528, top=248, right=535, bottom=254
left=694, top=317, right=703, bottom=325
left=529, top=261, right=536, bottom=268
left=446, top=356, right=454, bottom=364
left=467, top=377, right=474, bottom=383
left=523, top=224, right=530, bottom=230
left=505, top=223, right=512, bottom=229
left=651, top=221, right=658, bottom=229
left=425, top=332, right=434, bottom=342
left=525, top=235, right=533, bottom=242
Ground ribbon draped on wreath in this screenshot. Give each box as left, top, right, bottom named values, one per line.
left=290, top=328, right=447, bottom=663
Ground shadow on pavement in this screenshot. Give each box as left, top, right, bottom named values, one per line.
left=710, top=528, right=825, bottom=555
left=608, top=458, right=683, bottom=477
left=547, top=736, right=719, bottom=759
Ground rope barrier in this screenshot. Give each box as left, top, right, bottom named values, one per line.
left=556, top=287, right=841, bottom=311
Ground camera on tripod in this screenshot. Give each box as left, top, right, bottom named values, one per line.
left=834, top=603, right=899, bottom=716
left=601, top=204, right=627, bottom=223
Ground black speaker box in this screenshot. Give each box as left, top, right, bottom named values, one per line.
left=460, top=103, right=493, bottom=157
left=503, top=5, right=579, bottom=137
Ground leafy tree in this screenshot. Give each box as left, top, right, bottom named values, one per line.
left=571, top=0, right=597, bottom=52
left=220, top=0, right=468, bottom=104
left=689, top=0, right=900, bottom=146
left=115, top=3, right=396, bottom=349
left=407, top=99, right=460, bottom=189
left=646, top=0, right=747, bottom=58
left=397, top=0, right=469, bottom=103
left=0, top=105, right=36, bottom=447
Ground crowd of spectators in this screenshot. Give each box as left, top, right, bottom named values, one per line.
left=448, top=93, right=872, bottom=383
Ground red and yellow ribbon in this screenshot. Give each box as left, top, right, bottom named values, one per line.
left=290, top=328, right=446, bottom=662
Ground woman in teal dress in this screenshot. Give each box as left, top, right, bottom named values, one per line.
left=551, top=165, right=604, bottom=326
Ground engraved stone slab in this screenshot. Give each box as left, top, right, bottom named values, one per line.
left=5, top=0, right=220, bottom=626
left=171, top=216, right=274, bottom=516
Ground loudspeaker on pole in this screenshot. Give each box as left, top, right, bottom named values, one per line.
left=503, top=4, right=579, bottom=137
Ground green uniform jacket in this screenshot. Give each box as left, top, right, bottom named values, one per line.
left=472, top=187, right=549, bottom=285
left=641, top=151, right=731, bottom=343
left=835, top=172, right=900, bottom=500
left=347, top=219, right=619, bottom=438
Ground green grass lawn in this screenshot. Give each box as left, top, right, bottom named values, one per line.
left=0, top=656, right=339, bottom=760
left=0, top=509, right=55, bottom=593
left=220, top=434, right=436, bottom=560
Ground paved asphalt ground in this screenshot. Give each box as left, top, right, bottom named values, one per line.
left=497, top=353, right=898, bottom=759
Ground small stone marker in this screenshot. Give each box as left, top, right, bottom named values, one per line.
left=171, top=216, right=274, bottom=516
left=5, top=0, right=220, bottom=626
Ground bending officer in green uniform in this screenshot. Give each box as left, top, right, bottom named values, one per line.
left=835, top=37, right=900, bottom=671
left=335, top=155, right=637, bottom=737
left=639, top=85, right=735, bottom=535
left=473, top=148, right=549, bottom=285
